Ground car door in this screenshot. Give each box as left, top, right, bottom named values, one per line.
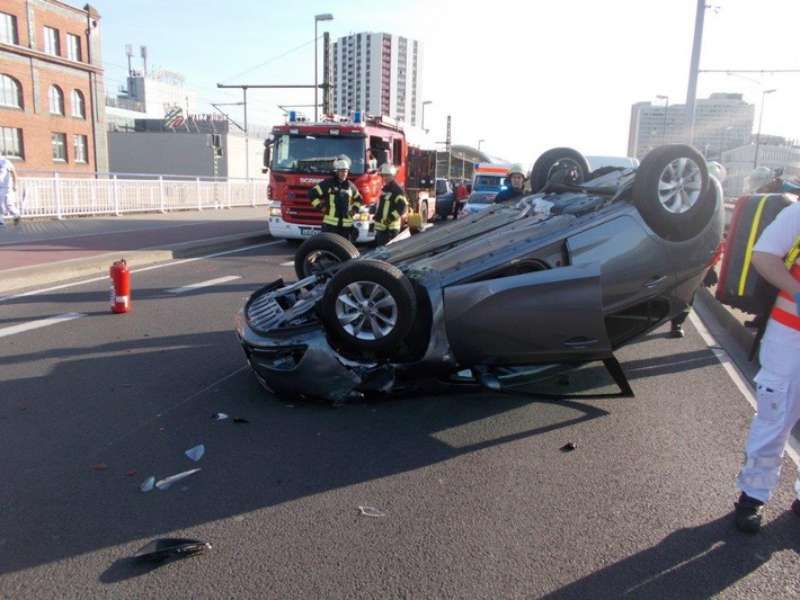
left=443, top=262, right=611, bottom=366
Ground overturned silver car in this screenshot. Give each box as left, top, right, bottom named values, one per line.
left=235, top=145, right=724, bottom=402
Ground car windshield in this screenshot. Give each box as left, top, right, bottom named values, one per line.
left=473, top=175, right=506, bottom=192
left=271, top=134, right=366, bottom=174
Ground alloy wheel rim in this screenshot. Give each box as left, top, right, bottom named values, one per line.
left=657, top=157, right=703, bottom=214
left=335, top=281, right=398, bottom=340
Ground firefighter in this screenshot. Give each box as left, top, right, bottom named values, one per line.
left=374, top=163, right=409, bottom=246
left=494, top=164, right=526, bottom=203
left=308, top=158, right=363, bottom=240
left=734, top=200, right=800, bottom=533
left=0, top=154, right=20, bottom=228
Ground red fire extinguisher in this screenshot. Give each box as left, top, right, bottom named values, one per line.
left=109, top=258, right=131, bottom=314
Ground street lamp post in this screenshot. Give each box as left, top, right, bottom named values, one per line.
left=422, top=100, right=432, bottom=132
left=478, top=139, right=485, bottom=151
left=314, top=13, right=334, bottom=122
left=656, top=95, right=669, bottom=145
left=754, top=88, right=777, bottom=169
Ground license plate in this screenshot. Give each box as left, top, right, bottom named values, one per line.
left=299, top=227, right=319, bottom=237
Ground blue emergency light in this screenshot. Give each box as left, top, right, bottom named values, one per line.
left=353, top=111, right=363, bottom=124
left=289, top=111, right=297, bottom=123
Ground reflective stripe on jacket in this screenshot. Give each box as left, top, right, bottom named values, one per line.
left=770, top=259, right=800, bottom=330
left=308, top=176, right=363, bottom=228
left=374, top=181, right=408, bottom=232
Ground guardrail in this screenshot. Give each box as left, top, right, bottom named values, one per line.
left=14, top=172, right=267, bottom=219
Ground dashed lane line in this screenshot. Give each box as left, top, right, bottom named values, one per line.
left=166, top=275, right=242, bottom=294
left=0, top=312, right=85, bottom=339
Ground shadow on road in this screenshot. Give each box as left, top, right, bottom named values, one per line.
left=0, top=327, right=613, bottom=579
left=542, top=512, right=800, bottom=599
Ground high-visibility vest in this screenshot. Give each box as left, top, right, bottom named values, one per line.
left=770, top=241, right=800, bottom=331
left=374, top=183, right=408, bottom=232
left=309, top=178, right=363, bottom=228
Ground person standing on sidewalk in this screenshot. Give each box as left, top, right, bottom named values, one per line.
left=734, top=200, right=800, bottom=533
left=374, top=163, right=408, bottom=246
left=0, top=154, right=21, bottom=228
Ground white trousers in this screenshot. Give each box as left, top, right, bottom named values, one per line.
left=736, top=341, right=800, bottom=503
left=0, top=188, right=20, bottom=224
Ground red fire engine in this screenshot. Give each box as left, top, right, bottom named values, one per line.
left=264, top=111, right=436, bottom=242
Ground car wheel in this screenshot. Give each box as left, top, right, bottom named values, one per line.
left=530, top=147, right=591, bottom=193
left=294, top=232, right=360, bottom=279
left=632, top=144, right=711, bottom=241
left=321, top=259, right=417, bottom=356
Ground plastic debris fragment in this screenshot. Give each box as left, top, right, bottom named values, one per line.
left=155, top=468, right=201, bottom=491
left=134, top=538, right=211, bottom=563
left=140, top=476, right=156, bottom=492
left=126, top=469, right=138, bottom=477
left=185, top=445, right=205, bottom=462
left=91, top=463, right=108, bottom=471
left=233, top=417, right=250, bottom=424
left=211, top=413, right=229, bottom=421
left=560, top=442, right=577, bottom=452
left=358, top=505, right=387, bottom=518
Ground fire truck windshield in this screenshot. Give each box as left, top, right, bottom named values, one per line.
left=271, top=134, right=366, bottom=174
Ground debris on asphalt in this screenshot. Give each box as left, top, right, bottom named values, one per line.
left=134, top=538, right=212, bottom=563
left=233, top=417, right=250, bottom=424
left=185, top=444, right=205, bottom=462
left=358, top=505, right=387, bottom=518
left=140, top=476, right=156, bottom=493
left=91, top=463, right=108, bottom=471
left=211, top=413, right=229, bottom=421
left=126, top=469, right=138, bottom=477
left=155, top=468, right=201, bottom=491
left=560, top=442, right=577, bottom=452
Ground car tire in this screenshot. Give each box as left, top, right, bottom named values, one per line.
left=321, top=259, right=417, bottom=356
left=530, top=147, right=591, bottom=193
left=294, top=233, right=360, bottom=279
left=632, top=144, right=711, bottom=241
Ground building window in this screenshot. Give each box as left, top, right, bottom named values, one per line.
left=48, top=85, right=64, bottom=115
left=1, top=11, right=18, bottom=44
left=71, top=89, right=85, bottom=118
left=44, top=26, right=60, bottom=55
left=66, top=33, right=81, bottom=61
left=51, top=132, right=67, bottom=161
left=0, top=74, right=22, bottom=108
left=0, top=126, right=23, bottom=159
left=73, top=134, right=87, bottom=163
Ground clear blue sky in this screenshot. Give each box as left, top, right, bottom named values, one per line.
left=92, top=0, right=800, bottom=165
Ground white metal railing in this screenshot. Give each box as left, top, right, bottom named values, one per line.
left=14, top=172, right=267, bottom=219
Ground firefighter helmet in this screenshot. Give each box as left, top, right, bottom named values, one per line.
left=333, top=158, right=350, bottom=171
left=508, top=163, right=526, bottom=178
left=380, top=163, right=397, bottom=176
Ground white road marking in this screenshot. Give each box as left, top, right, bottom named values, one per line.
left=689, top=312, right=800, bottom=468
left=280, top=260, right=294, bottom=267
left=0, top=240, right=285, bottom=303
left=0, top=312, right=85, bottom=339
left=167, top=275, right=241, bottom=294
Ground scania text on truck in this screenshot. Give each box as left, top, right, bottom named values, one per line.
left=263, top=112, right=437, bottom=242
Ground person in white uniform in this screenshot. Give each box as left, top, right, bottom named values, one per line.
left=734, top=200, right=800, bottom=532
left=0, top=154, right=21, bottom=227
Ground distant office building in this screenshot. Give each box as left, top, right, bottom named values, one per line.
left=332, top=32, right=422, bottom=126
left=721, top=142, right=800, bottom=197
left=105, top=48, right=198, bottom=132
left=628, top=93, right=754, bottom=160
left=0, top=0, right=108, bottom=172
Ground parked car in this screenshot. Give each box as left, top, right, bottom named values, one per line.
left=236, top=144, right=724, bottom=402
left=434, top=178, right=456, bottom=219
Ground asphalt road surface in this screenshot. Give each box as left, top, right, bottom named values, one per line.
left=1, top=241, right=799, bottom=599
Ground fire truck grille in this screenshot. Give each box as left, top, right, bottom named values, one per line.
left=247, top=293, right=285, bottom=331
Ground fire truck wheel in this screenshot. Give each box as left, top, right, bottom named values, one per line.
left=530, top=148, right=591, bottom=193
left=632, top=144, right=711, bottom=241
left=321, top=259, right=417, bottom=356
left=294, top=233, right=360, bottom=279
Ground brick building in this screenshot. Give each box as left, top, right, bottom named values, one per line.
left=0, top=0, right=107, bottom=173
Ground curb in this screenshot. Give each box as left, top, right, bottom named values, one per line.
left=694, top=287, right=759, bottom=369
left=0, top=230, right=272, bottom=295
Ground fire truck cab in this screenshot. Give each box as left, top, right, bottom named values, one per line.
left=264, top=111, right=436, bottom=243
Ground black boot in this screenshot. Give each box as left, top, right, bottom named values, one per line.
left=734, top=492, right=764, bottom=533
left=669, top=322, right=685, bottom=338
